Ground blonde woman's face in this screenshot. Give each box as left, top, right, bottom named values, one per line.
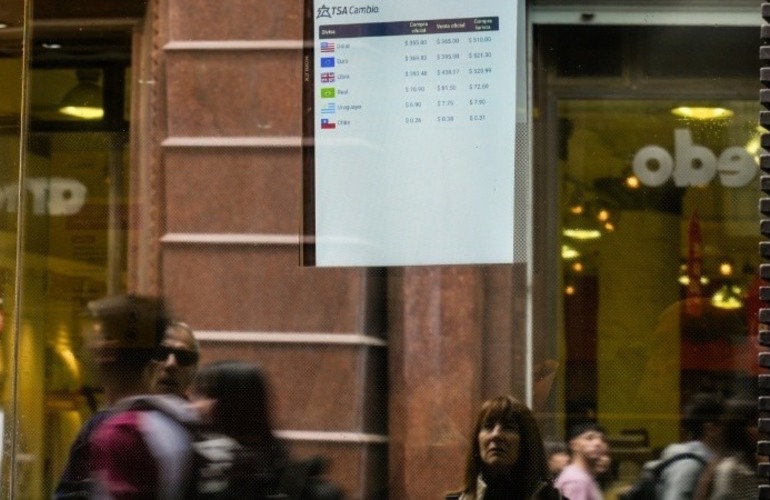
left=478, top=419, right=521, bottom=475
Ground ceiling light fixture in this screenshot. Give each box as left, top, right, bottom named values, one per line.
left=670, top=106, right=734, bottom=120
left=59, top=69, right=104, bottom=120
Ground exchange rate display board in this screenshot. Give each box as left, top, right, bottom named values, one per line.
left=302, top=0, right=520, bottom=267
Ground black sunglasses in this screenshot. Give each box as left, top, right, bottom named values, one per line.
left=152, top=346, right=199, bottom=367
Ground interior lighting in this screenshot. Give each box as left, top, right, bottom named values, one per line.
left=718, top=259, right=734, bottom=277
left=625, top=174, right=640, bottom=189
left=565, top=284, right=576, bottom=296
left=563, top=208, right=602, bottom=240
left=562, top=225, right=601, bottom=241
left=678, top=263, right=710, bottom=286
left=567, top=187, right=586, bottom=215
left=596, top=209, right=610, bottom=222
left=571, top=261, right=584, bottom=273
left=59, top=69, right=104, bottom=120
left=561, top=244, right=580, bottom=260
left=671, top=106, right=734, bottom=120
left=711, top=285, right=743, bottom=310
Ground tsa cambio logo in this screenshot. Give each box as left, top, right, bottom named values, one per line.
left=316, top=4, right=379, bottom=18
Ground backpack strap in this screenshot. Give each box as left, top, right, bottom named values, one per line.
left=652, top=452, right=707, bottom=477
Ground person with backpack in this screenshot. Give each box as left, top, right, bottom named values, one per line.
left=657, top=393, right=724, bottom=500
left=692, top=398, right=760, bottom=500
left=623, top=392, right=724, bottom=500
left=190, top=359, right=344, bottom=499
left=54, top=303, right=200, bottom=499
left=83, top=294, right=198, bottom=499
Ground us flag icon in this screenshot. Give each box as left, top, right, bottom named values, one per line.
left=321, top=118, right=336, bottom=129
left=320, top=41, right=335, bottom=53
left=320, top=72, right=335, bottom=83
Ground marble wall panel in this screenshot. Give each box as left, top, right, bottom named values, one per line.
left=196, top=341, right=386, bottom=434
left=165, top=51, right=302, bottom=137
left=168, top=0, right=303, bottom=42
left=164, top=148, right=302, bottom=234
left=162, top=245, right=365, bottom=332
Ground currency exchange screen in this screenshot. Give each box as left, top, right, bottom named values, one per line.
left=302, top=0, right=520, bottom=267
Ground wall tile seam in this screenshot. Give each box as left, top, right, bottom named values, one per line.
left=275, top=430, right=389, bottom=444
left=161, top=233, right=300, bottom=245
left=162, top=136, right=302, bottom=148
left=196, top=330, right=388, bottom=347
left=164, top=40, right=303, bottom=51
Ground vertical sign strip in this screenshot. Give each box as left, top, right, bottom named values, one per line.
left=302, top=0, right=317, bottom=266
left=758, top=3, right=770, bottom=496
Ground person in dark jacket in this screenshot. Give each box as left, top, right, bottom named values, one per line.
left=190, top=360, right=290, bottom=498
left=447, top=396, right=563, bottom=500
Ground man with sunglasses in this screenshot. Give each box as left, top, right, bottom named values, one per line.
left=150, top=321, right=200, bottom=399
left=54, top=295, right=197, bottom=499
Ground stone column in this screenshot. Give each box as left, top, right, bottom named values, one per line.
left=388, top=266, right=484, bottom=499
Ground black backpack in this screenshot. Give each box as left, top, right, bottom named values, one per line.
left=277, top=455, right=345, bottom=500
left=114, top=396, right=345, bottom=499
left=111, top=395, right=241, bottom=499
left=619, top=452, right=706, bottom=500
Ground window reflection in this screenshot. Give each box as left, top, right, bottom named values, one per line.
left=557, top=98, right=762, bottom=457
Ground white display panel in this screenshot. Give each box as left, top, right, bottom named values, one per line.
left=304, top=0, right=519, bottom=267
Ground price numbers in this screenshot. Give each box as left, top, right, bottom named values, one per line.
left=405, top=117, right=422, bottom=124
left=437, top=37, right=460, bottom=45
left=437, top=100, right=454, bottom=107
left=469, top=98, right=486, bottom=106
left=469, top=35, right=492, bottom=43
left=470, top=114, right=486, bottom=122
left=437, top=116, right=455, bottom=123
left=437, top=84, right=457, bottom=91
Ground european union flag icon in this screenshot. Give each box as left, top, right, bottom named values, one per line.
left=320, top=57, right=335, bottom=68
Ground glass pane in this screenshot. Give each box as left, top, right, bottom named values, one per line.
left=0, top=0, right=26, bottom=496
left=17, top=23, right=131, bottom=497
left=556, top=97, right=760, bottom=487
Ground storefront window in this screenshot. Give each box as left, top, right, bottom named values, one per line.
left=558, top=98, right=759, bottom=440
left=13, top=29, right=131, bottom=497
left=535, top=22, right=761, bottom=493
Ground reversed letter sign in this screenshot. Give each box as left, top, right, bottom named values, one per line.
left=303, top=0, right=520, bottom=266
left=633, top=128, right=758, bottom=188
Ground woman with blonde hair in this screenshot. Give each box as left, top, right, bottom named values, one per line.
left=447, top=396, right=562, bottom=500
